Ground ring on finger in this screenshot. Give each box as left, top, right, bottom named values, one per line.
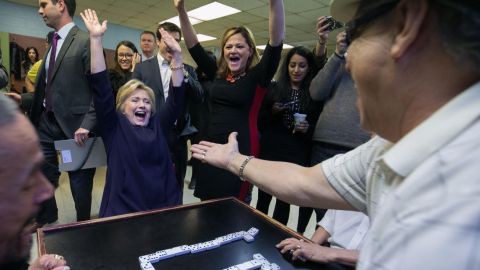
left=53, top=254, right=64, bottom=260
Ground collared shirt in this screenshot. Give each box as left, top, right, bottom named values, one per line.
left=322, top=81, right=480, bottom=269
left=318, top=210, right=369, bottom=250
left=45, top=22, right=75, bottom=79
left=141, top=53, right=155, bottom=62
left=157, top=53, right=171, bottom=100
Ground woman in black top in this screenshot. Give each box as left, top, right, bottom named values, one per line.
left=256, top=46, right=322, bottom=225
left=108, top=40, right=140, bottom=98
left=174, top=0, right=285, bottom=201
left=21, top=46, right=39, bottom=78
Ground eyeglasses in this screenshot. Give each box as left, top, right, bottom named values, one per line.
left=345, top=1, right=399, bottom=45
left=118, top=53, right=134, bottom=59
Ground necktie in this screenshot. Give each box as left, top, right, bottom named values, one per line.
left=45, top=32, right=60, bottom=111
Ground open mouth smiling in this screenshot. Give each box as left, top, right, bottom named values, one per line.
left=134, top=111, right=146, bottom=121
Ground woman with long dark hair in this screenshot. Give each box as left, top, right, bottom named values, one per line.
left=108, top=40, right=140, bottom=97
left=256, top=46, right=322, bottom=225
left=21, top=46, right=39, bottom=78
left=174, top=0, right=285, bottom=202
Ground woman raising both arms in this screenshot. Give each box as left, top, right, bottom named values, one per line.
left=174, top=0, right=285, bottom=202
left=80, top=9, right=184, bottom=217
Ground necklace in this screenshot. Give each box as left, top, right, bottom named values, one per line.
left=226, top=72, right=246, bottom=83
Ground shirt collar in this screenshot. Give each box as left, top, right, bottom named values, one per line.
left=157, top=53, right=169, bottom=65
left=382, top=80, right=480, bottom=177
left=56, top=22, right=75, bottom=40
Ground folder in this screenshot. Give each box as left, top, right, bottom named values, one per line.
left=54, top=137, right=107, bottom=171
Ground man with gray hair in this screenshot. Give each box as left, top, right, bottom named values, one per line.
left=0, top=95, right=69, bottom=270
left=190, top=0, right=480, bottom=269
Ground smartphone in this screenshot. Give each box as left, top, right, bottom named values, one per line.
left=323, top=16, right=344, bottom=31
left=282, top=99, right=299, bottom=108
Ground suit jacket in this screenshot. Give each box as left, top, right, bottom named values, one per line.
left=23, top=26, right=96, bottom=138
left=133, top=56, right=203, bottom=137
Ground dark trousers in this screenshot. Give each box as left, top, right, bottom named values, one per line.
left=36, top=112, right=95, bottom=223
left=172, top=136, right=188, bottom=191
left=256, top=190, right=290, bottom=225
left=297, top=142, right=353, bottom=233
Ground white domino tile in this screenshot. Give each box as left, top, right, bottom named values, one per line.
left=223, top=254, right=280, bottom=270
left=139, top=228, right=261, bottom=269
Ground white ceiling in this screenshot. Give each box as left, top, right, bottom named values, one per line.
left=8, top=0, right=341, bottom=48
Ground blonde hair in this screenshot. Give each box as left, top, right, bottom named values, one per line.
left=217, top=26, right=260, bottom=78
left=116, top=79, right=156, bottom=115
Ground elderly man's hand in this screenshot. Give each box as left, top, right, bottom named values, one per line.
left=28, top=254, right=70, bottom=270
left=190, top=132, right=240, bottom=171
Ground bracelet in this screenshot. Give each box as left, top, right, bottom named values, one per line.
left=170, top=64, right=184, bottom=71
left=238, top=155, right=254, bottom=181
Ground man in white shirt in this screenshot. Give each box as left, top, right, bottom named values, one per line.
left=277, top=210, right=369, bottom=266
left=191, top=0, right=480, bottom=269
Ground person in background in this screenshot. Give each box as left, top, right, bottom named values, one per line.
left=297, top=30, right=370, bottom=235
left=81, top=9, right=183, bottom=217
left=21, top=47, right=39, bottom=80
left=174, top=0, right=285, bottom=202
left=108, top=40, right=140, bottom=97
left=0, top=48, right=8, bottom=91
left=0, top=95, right=69, bottom=270
left=8, top=0, right=97, bottom=226
left=139, top=30, right=156, bottom=62
left=188, top=51, right=216, bottom=190
left=25, top=32, right=54, bottom=93
left=256, top=46, right=321, bottom=226
left=190, top=0, right=480, bottom=269
left=278, top=210, right=369, bottom=266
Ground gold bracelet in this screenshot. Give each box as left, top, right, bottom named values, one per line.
left=170, top=64, right=184, bottom=71
left=238, top=155, right=254, bottom=181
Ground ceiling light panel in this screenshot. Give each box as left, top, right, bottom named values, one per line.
left=188, top=2, right=241, bottom=21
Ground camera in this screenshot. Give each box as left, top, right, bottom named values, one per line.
left=323, top=16, right=344, bottom=31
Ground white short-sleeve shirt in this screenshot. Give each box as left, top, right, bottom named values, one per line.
left=318, top=210, right=369, bottom=250
left=322, top=81, right=480, bottom=270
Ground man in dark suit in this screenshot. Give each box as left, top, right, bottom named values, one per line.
left=12, top=0, right=96, bottom=226
left=134, top=22, right=203, bottom=192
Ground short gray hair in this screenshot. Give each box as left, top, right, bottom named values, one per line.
left=431, top=1, right=480, bottom=69
left=0, top=95, right=18, bottom=127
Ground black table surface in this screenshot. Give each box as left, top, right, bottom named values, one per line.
left=38, top=198, right=349, bottom=270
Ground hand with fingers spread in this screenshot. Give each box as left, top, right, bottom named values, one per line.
left=158, top=28, right=182, bottom=57
left=190, top=132, right=239, bottom=170
left=79, top=9, right=107, bottom=38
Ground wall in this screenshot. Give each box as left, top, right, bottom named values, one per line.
left=0, top=1, right=200, bottom=67
left=0, top=1, right=141, bottom=50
